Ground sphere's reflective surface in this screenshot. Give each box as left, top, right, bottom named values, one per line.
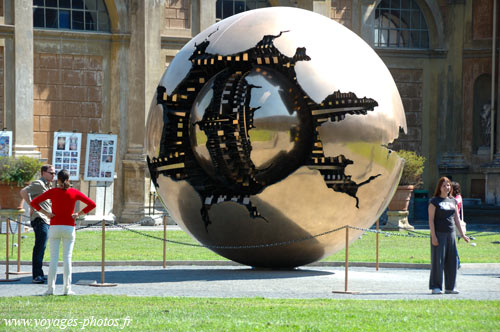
left=190, top=66, right=310, bottom=189
left=146, top=7, right=406, bottom=267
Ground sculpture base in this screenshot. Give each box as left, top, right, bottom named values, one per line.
left=482, top=154, right=500, bottom=205
left=383, top=211, right=414, bottom=231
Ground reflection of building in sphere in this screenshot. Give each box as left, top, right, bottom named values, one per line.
left=146, top=7, right=406, bottom=268
left=190, top=66, right=312, bottom=195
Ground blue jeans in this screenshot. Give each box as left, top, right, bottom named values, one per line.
left=31, top=218, right=49, bottom=279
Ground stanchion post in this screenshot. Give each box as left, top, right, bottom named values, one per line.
left=376, top=218, right=379, bottom=271
left=332, top=225, right=358, bottom=294
left=10, top=215, right=30, bottom=275
left=344, top=225, right=349, bottom=292
left=89, top=218, right=117, bottom=287
left=1, top=216, right=20, bottom=282
left=101, top=218, right=105, bottom=283
left=163, top=215, right=167, bottom=269
left=17, top=217, right=21, bottom=271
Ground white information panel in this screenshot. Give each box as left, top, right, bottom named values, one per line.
left=0, top=130, right=13, bottom=157
left=84, top=133, right=117, bottom=182
left=52, top=132, right=82, bottom=181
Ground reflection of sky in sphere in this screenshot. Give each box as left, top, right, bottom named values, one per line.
left=191, top=81, right=214, bottom=123
left=246, top=69, right=295, bottom=120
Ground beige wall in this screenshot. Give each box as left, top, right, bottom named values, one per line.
left=1, top=0, right=499, bottom=215
left=164, top=0, right=190, bottom=31
left=33, top=53, right=104, bottom=173
left=389, top=69, right=424, bottom=155
left=330, top=0, right=352, bottom=29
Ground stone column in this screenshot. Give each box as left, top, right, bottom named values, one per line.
left=118, top=0, right=164, bottom=223
left=438, top=3, right=468, bottom=174
left=312, top=0, right=330, bottom=17
left=199, top=0, right=216, bottom=32
left=6, top=0, right=40, bottom=158
left=358, top=0, right=377, bottom=45
left=482, top=50, right=500, bottom=205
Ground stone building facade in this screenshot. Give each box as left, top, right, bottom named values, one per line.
left=1, top=0, right=499, bottom=223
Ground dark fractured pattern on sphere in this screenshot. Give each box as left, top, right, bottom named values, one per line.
left=147, top=30, right=381, bottom=229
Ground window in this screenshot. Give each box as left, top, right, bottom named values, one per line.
left=33, top=0, right=110, bottom=32
left=216, top=0, right=269, bottom=21
left=374, top=0, right=429, bottom=49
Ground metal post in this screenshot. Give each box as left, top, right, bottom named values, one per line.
left=101, top=218, right=105, bottom=283
left=102, top=184, right=106, bottom=216
left=88, top=217, right=117, bottom=287
left=376, top=218, right=379, bottom=271
left=332, top=226, right=358, bottom=294
left=149, top=179, right=152, bottom=216
left=10, top=215, right=29, bottom=275
left=344, top=226, right=349, bottom=292
left=163, top=215, right=167, bottom=269
left=1, top=216, right=20, bottom=282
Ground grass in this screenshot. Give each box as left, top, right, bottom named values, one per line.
left=1, top=296, right=499, bottom=331
left=1, top=228, right=499, bottom=264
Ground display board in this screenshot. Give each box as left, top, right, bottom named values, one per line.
left=84, top=133, right=117, bottom=182
left=0, top=130, right=13, bottom=156
left=52, top=132, right=82, bottom=180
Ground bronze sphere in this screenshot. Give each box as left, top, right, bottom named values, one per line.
left=146, top=7, right=406, bottom=268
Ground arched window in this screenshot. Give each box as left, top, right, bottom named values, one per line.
left=374, top=0, right=429, bottom=49
left=216, top=0, right=270, bottom=21
left=33, top=0, right=110, bottom=32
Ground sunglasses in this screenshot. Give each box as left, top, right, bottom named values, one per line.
left=46, top=171, right=56, bottom=175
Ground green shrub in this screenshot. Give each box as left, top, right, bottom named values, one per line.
left=397, top=150, right=425, bottom=186
left=0, top=156, right=43, bottom=186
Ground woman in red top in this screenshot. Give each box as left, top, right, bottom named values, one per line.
left=31, top=169, right=96, bottom=295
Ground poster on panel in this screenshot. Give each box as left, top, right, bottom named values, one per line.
left=52, top=132, right=82, bottom=181
left=84, top=133, right=117, bottom=182
left=0, top=131, right=13, bottom=156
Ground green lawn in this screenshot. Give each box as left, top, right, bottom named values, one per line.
left=1, top=228, right=499, bottom=264
left=1, top=296, right=499, bottom=331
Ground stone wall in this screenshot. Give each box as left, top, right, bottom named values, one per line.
left=164, top=0, right=190, bottom=31
left=389, top=68, right=423, bottom=154
left=330, top=0, right=352, bottom=29
left=33, top=53, right=104, bottom=171
left=473, top=0, right=493, bottom=40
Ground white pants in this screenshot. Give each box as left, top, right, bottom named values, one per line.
left=47, top=225, right=75, bottom=293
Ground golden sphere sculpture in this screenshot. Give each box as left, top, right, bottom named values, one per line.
left=146, top=7, right=406, bottom=268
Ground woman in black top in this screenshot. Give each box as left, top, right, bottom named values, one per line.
left=428, top=177, right=469, bottom=294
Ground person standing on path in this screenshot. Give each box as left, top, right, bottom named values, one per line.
left=30, top=169, right=96, bottom=296
left=451, top=181, right=466, bottom=269
left=20, top=164, right=56, bottom=284
left=428, top=177, right=469, bottom=295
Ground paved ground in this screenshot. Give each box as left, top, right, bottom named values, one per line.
left=1, top=263, right=499, bottom=300
left=1, top=223, right=499, bottom=300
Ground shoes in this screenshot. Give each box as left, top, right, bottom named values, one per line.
left=63, top=290, right=75, bottom=296
left=42, top=276, right=48, bottom=281
left=445, top=289, right=460, bottom=294
left=42, top=290, right=53, bottom=296
left=431, top=288, right=442, bottom=294
left=32, top=276, right=45, bottom=284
